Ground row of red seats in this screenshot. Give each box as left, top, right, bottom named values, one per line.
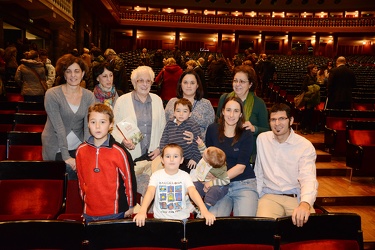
left=0, top=215, right=363, bottom=249
left=0, top=160, right=364, bottom=249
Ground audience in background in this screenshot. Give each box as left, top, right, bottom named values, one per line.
left=300, top=64, right=320, bottom=135
left=104, top=48, right=128, bottom=94
left=14, top=50, right=46, bottom=102
left=81, top=48, right=91, bottom=68
left=327, top=56, right=356, bottom=110
left=139, top=48, right=150, bottom=66
left=152, top=49, right=164, bottom=68
left=4, top=45, right=18, bottom=82
left=155, top=57, right=183, bottom=104
left=39, top=49, right=56, bottom=89
left=87, top=47, right=105, bottom=91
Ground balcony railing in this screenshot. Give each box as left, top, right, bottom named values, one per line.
left=52, top=0, right=73, bottom=16
left=120, top=12, right=375, bottom=29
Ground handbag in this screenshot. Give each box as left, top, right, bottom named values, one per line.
left=294, top=92, right=305, bottom=108
left=27, top=66, right=48, bottom=92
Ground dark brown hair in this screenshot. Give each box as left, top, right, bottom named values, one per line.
left=176, top=69, right=204, bottom=100
left=233, top=65, right=258, bottom=91
left=218, top=96, right=245, bottom=145
left=55, top=54, right=88, bottom=84
left=174, top=97, right=193, bottom=112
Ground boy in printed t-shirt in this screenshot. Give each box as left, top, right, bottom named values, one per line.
left=133, top=143, right=216, bottom=227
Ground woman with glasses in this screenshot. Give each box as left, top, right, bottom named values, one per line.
left=112, top=66, right=166, bottom=197
left=216, top=65, right=269, bottom=163
left=112, top=65, right=166, bottom=161
left=205, top=96, right=258, bottom=216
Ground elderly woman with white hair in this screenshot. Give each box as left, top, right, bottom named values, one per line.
left=112, top=65, right=166, bottom=162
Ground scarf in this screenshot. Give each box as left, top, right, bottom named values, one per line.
left=94, top=84, right=116, bottom=107
left=227, top=91, right=255, bottom=121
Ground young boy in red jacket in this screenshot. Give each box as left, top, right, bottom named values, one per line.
left=76, top=103, right=137, bottom=224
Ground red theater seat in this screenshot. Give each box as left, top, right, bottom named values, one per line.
left=277, top=213, right=363, bottom=250
left=0, top=161, right=66, bottom=221
left=6, top=131, right=43, bottom=160
left=186, top=217, right=277, bottom=249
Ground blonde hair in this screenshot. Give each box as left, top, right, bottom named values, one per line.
left=205, top=146, right=226, bottom=169
left=165, top=57, right=176, bottom=66
left=186, top=60, right=197, bottom=68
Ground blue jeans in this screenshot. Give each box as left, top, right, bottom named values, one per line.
left=208, top=178, right=258, bottom=217
left=194, top=181, right=229, bottom=207
left=83, top=212, right=125, bottom=224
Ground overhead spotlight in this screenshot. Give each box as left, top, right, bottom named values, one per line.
left=225, top=0, right=231, bottom=3
left=240, top=0, right=247, bottom=3
left=255, top=0, right=262, bottom=5
left=301, top=0, right=308, bottom=4
left=317, top=0, right=324, bottom=3
left=286, top=0, right=292, bottom=4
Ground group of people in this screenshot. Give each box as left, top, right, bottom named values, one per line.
left=299, top=56, right=356, bottom=134
left=34, top=49, right=319, bottom=229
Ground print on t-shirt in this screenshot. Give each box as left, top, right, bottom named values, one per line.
left=158, top=182, right=183, bottom=214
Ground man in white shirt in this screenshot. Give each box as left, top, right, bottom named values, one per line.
left=255, top=103, right=318, bottom=227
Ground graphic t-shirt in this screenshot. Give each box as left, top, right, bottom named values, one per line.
left=149, top=169, right=194, bottom=220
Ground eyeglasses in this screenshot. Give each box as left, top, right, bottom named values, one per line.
left=233, top=79, right=249, bottom=84
left=270, top=117, right=289, bottom=123
left=136, top=79, right=152, bottom=85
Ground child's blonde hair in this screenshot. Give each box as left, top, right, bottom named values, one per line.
left=205, top=146, right=226, bottom=169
